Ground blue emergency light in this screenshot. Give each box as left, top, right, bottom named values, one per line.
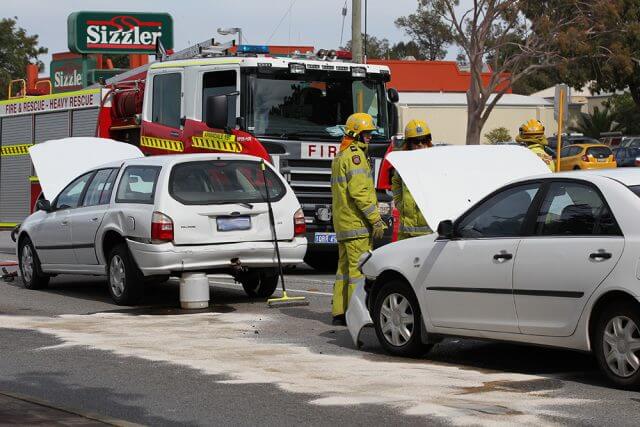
left=237, top=45, right=270, bottom=54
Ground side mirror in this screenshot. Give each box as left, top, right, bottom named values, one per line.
left=36, top=199, right=52, bottom=212
left=205, top=95, right=230, bottom=130
left=387, top=87, right=399, bottom=104
left=437, top=220, right=454, bottom=239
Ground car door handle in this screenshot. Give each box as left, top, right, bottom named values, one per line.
left=493, top=252, right=513, bottom=261
left=60, top=221, right=69, bottom=226
left=590, top=251, right=612, bottom=261
left=90, top=217, right=99, bottom=222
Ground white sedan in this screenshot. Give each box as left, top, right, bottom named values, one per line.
left=347, top=146, right=640, bottom=389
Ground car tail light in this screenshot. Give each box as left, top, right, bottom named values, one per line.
left=636, top=157, right=640, bottom=167
left=294, top=208, right=306, bottom=236
left=582, top=155, right=589, bottom=162
left=151, top=211, right=174, bottom=242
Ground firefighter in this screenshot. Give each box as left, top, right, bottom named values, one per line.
left=330, top=112, right=387, bottom=326
left=392, top=119, right=433, bottom=240
left=515, top=119, right=555, bottom=172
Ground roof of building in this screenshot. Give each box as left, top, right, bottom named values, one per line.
left=398, top=92, right=552, bottom=107
left=369, top=59, right=511, bottom=93
left=531, top=82, right=627, bottom=99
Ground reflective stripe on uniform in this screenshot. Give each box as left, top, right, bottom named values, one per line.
left=349, top=277, right=365, bottom=286
left=336, top=227, right=369, bottom=240
left=140, top=136, right=184, bottom=152
left=362, top=204, right=377, bottom=216
left=1, top=144, right=32, bottom=157
left=346, top=168, right=371, bottom=180
left=330, top=175, right=348, bottom=185
left=334, top=274, right=348, bottom=282
left=400, top=225, right=432, bottom=233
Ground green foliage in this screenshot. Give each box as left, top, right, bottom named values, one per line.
left=394, top=2, right=453, bottom=60
left=484, top=127, right=512, bottom=144
left=342, top=36, right=426, bottom=60
left=0, top=17, right=47, bottom=100
left=569, top=107, right=623, bottom=139
left=605, top=93, right=640, bottom=135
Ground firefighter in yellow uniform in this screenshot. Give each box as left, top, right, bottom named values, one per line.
left=331, top=113, right=387, bottom=326
left=515, top=119, right=555, bottom=172
left=392, top=119, right=433, bottom=240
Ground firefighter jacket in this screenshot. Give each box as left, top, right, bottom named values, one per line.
left=392, top=171, right=431, bottom=238
left=331, top=138, right=381, bottom=241
left=516, top=134, right=555, bottom=172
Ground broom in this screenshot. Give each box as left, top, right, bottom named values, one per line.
left=260, top=160, right=309, bottom=308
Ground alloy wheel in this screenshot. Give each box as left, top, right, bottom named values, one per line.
left=603, top=315, right=640, bottom=378
left=21, top=245, right=33, bottom=283
left=379, top=292, right=415, bottom=347
left=109, top=255, right=126, bottom=298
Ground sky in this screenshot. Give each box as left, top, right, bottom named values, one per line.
left=3, top=0, right=433, bottom=74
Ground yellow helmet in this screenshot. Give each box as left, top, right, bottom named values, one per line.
left=404, top=119, right=431, bottom=139
left=345, top=113, right=376, bottom=138
left=519, top=119, right=545, bottom=136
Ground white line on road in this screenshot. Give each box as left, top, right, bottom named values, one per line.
left=208, top=280, right=333, bottom=297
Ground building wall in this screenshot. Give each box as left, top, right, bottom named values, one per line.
left=398, top=104, right=558, bottom=145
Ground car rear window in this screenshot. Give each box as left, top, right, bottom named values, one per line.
left=587, top=146, right=612, bottom=158
left=116, top=166, right=161, bottom=204
left=169, top=160, right=286, bottom=205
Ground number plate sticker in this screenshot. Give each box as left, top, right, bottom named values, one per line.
left=314, top=232, right=337, bottom=244
left=597, top=158, right=607, bottom=162
left=217, top=216, right=251, bottom=231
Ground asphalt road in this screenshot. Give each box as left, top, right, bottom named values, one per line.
left=1, top=252, right=640, bottom=426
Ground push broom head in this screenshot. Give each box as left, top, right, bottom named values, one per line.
left=267, top=291, right=310, bottom=308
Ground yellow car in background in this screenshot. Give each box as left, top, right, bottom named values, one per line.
left=558, top=144, right=617, bottom=171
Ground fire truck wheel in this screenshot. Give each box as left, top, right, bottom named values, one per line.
left=107, top=243, right=144, bottom=305
left=241, top=269, right=279, bottom=298
left=18, top=237, right=49, bottom=290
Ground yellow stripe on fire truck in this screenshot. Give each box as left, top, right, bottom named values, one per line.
left=1, top=144, right=33, bottom=157
left=140, top=136, right=184, bottom=152
left=191, top=131, right=243, bottom=153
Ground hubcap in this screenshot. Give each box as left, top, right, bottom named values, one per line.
left=109, top=255, right=126, bottom=298
left=21, top=245, right=33, bottom=283
left=379, top=292, right=415, bottom=347
left=603, top=315, right=640, bottom=378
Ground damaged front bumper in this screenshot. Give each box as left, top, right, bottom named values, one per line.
left=346, top=280, right=373, bottom=348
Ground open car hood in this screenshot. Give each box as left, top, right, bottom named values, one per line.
left=29, top=137, right=143, bottom=200
left=387, top=145, right=551, bottom=227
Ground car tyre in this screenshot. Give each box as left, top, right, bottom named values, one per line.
left=18, top=237, right=49, bottom=290
left=241, top=269, right=279, bottom=298
left=373, top=279, right=432, bottom=357
left=107, top=243, right=144, bottom=305
left=594, top=301, right=640, bottom=389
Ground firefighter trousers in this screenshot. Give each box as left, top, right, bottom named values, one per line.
left=332, top=236, right=372, bottom=317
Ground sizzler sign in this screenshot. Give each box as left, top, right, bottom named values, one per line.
left=68, top=12, right=173, bottom=54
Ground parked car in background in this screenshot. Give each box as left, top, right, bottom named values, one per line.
left=18, top=138, right=307, bottom=305
left=613, top=147, right=640, bottom=167
left=620, top=136, right=640, bottom=149
left=348, top=145, right=640, bottom=389
left=548, top=135, right=599, bottom=151
left=558, top=144, right=617, bottom=171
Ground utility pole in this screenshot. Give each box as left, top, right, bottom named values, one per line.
left=351, top=0, right=362, bottom=63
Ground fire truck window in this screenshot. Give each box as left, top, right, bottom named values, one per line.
left=202, top=71, right=237, bottom=121
left=152, top=73, right=181, bottom=128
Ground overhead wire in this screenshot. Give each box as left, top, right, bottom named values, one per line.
left=267, top=0, right=298, bottom=44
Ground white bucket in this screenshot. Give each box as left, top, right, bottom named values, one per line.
left=179, top=272, right=209, bottom=309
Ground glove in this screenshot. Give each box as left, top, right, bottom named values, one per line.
left=371, top=220, right=387, bottom=239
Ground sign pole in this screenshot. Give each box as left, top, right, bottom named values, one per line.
left=556, top=89, right=565, bottom=173
left=81, top=54, right=88, bottom=88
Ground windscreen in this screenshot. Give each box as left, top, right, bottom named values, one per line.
left=245, top=71, right=388, bottom=141
left=169, top=160, right=285, bottom=205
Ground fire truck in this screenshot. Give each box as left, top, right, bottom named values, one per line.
left=0, top=40, right=398, bottom=269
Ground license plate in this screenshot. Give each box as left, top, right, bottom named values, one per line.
left=598, top=158, right=607, bottom=162
left=217, top=216, right=251, bottom=231
left=314, top=232, right=337, bottom=244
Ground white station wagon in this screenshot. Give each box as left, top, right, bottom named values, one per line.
left=348, top=145, right=640, bottom=388
left=17, top=138, right=307, bottom=305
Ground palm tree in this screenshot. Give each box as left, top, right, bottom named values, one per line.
left=569, top=107, right=623, bottom=139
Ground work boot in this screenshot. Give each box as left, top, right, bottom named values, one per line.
left=332, top=314, right=346, bottom=326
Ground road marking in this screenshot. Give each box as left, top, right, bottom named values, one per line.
left=208, top=280, right=333, bottom=296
